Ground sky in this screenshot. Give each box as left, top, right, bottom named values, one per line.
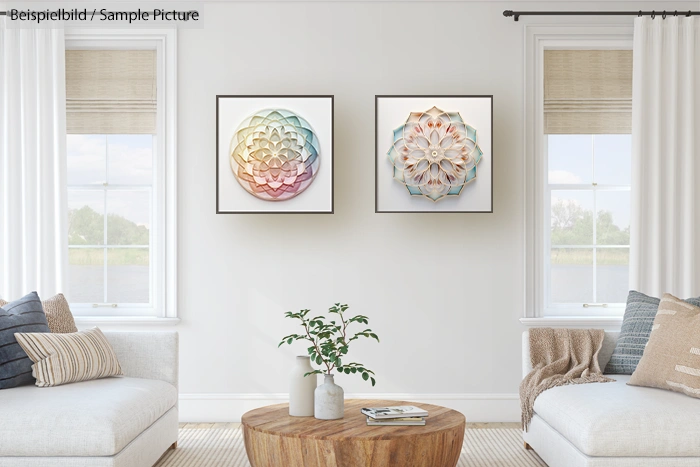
left=67, top=134, right=153, bottom=229
left=548, top=134, right=631, bottom=232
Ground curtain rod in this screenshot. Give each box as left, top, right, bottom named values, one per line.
left=504, top=10, right=700, bottom=22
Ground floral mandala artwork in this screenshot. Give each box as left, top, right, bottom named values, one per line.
left=230, top=109, right=320, bottom=201
left=387, top=106, right=483, bottom=202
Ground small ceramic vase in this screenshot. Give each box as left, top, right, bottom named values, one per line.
left=314, top=374, right=344, bottom=420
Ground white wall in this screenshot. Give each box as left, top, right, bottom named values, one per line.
left=109, top=0, right=696, bottom=422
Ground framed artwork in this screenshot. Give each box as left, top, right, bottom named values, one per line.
left=375, top=95, right=493, bottom=213
left=216, top=95, right=334, bottom=214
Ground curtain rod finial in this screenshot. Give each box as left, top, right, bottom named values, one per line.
left=503, top=10, right=520, bottom=21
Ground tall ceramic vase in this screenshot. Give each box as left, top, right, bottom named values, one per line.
left=314, top=374, right=344, bottom=420
left=289, top=356, right=316, bottom=417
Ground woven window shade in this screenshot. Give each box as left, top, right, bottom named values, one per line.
left=66, top=50, right=156, bottom=134
left=544, top=50, right=632, bottom=134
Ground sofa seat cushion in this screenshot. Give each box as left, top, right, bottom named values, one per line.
left=0, top=377, right=177, bottom=456
left=534, top=375, right=700, bottom=457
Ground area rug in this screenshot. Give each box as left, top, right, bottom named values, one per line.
left=155, top=426, right=546, bottom=467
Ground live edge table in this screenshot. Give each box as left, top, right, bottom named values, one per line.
left=241, top=399, right=466, bottom=467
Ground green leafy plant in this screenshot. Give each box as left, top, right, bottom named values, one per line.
left=279, top=303, right=379, bottom=386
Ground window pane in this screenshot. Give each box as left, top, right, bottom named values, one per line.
left=551, top=248, right=593, bottom=303
left=106, top=191, right=150, bottom=245
left=596, top=190, right=630, bottom=245
left=548, top=135, right=592, bottom=184
left=68, top=248, right=104, bottom=303
left=67, top=135, right=106, bottom=185
left=106, top=248, right=149, bottom=304
left=594, top=135, right=631, bottom=185
left=68, top=191, right=104, bottom=245
left=597, top=248, right=630, bottom=304
left=551, top=190, right=594, bottom=245
left=108, top=135, right=153, bottom=185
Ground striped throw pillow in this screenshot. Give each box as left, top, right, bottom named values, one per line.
left=14, top=327, right=123, bottom=387
left=0, top=292, right=50, bottom=389
left=0, top=293, right=77, bottom=334
left=629, top=294, right=700, bottom=399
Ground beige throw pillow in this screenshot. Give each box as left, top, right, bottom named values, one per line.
left=629, top=293, right=700, bottom=398
left=0, top=293, right=77, bottom=333
left=14, top=327, right=123, bottom=387
left=40, top=293, right=78, bottom=333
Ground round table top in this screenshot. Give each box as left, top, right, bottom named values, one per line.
left=241, top=399, right=466, bottom=441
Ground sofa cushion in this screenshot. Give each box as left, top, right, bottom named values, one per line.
left=16, top=327, right=123, bottom=387
left=605, top=290, right=700, bottom=375
left=533, top=375, right=700, bottom=457
left=39, top=293, right=78, bottom=333
left=0, top=376, right=177, bottom=456
left=0, top=293, right=78, bottom=333
left=0, top=292, right=50, bottom=390
left=629, top=294, right=700, bottom=399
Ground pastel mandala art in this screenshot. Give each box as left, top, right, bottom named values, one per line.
left=230, top=109, right=320, bottom=201
left=387, top=106, right=483, bottom=202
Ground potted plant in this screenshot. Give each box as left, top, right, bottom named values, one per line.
left=279, top=303, right=380, bottom=420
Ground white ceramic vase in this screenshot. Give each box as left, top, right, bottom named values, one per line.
left=289, top=356, right=317, bottom=417
left=314, top=374, right=344, bottom=420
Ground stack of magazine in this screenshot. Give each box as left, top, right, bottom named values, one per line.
left=361, top=405, right=428, bottom=426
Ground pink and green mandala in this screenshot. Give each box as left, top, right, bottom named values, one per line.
left=230, top=109, right=320, bottom=201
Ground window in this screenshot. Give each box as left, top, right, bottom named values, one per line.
left=65, top=30, right=177, bottom=319
left=547, top=134, right=631, bottom=311
left=67, top=134, right=154, bottom=307
left=542, top=50, right=632, bottom=316
left=523, top=26, right=634, bottom=321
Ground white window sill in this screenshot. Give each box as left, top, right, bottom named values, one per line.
left=74, top=316, right=181, bottom=327
left=520, top=316, right=622, bottom=330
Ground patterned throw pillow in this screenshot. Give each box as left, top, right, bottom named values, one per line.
left=0, top=293, right=77, bottom=334
left=14, top=327, right=123, bottom=387
left=629, top=294, right=700, bottom=398
left=0, top=292, right=51, bottom=389
left=604, top=291, right=700, bottom=374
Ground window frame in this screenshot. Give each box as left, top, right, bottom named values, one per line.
left=522, top=25, right=632, bottom=326
left=65, top=29, right=177, bottom=321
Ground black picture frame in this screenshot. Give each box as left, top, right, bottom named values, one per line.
left=216, top=95, right=335, bottom=214
left=375, top=95, right=494, bottom=213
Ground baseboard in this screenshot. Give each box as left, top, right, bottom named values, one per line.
left=179, top=393, right=520, bottom=423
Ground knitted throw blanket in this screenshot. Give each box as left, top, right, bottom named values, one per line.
left=520, top=328, right=614, bottom=431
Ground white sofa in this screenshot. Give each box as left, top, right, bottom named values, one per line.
left=522, top=331, right=700, bottom=467
left=0, top=331, right=179, bottom=467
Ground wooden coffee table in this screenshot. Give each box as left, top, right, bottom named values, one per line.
left=241, top=399, right=465, bottom=467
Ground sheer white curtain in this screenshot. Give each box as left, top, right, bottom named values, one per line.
left=0, top=20, right=68, bottom=300
left=630, top=17, right=700, bottom=297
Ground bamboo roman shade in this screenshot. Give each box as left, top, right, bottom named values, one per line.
left=544, top=50, right=632, bottom=134
left=66, top=50, right=156, bottom=134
